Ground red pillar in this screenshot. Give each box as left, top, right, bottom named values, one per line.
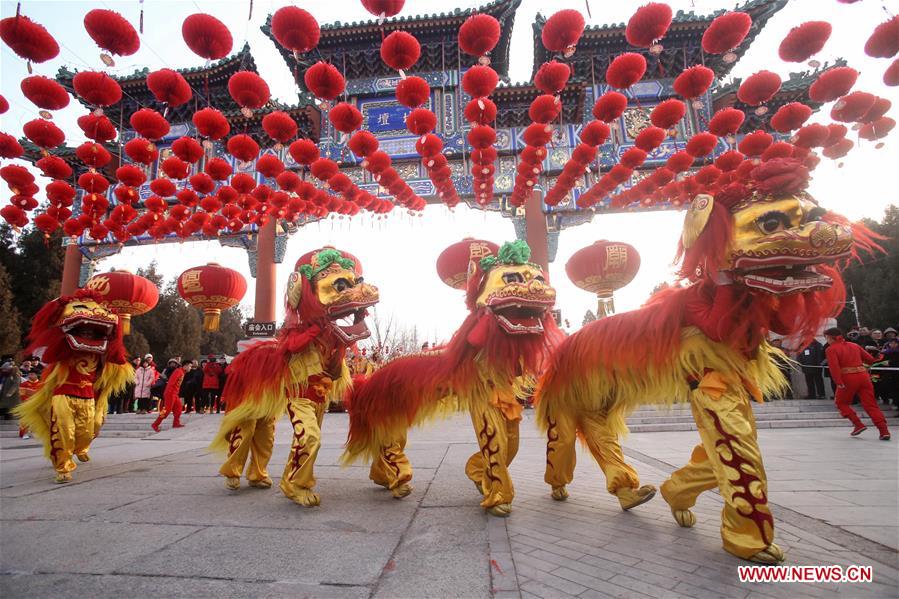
left=60, top=244, right=82, bottom=295
left=525, top=190, right=549, bottom=273
left=254, top=219, right=277, bottom=323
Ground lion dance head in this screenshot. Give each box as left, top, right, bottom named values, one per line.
left=26, top=289, right=127, bottom=365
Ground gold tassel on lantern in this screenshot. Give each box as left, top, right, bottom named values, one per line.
left=120, top=314, right=132, bottom=335
left=597, top=292, right=615, bottom=319
left=203, top=309, right=222, bottom=332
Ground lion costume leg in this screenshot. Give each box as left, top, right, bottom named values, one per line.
left=219, top=417, right=276, bottom=489
left=369, top=435, right=414, bottom=498
left=48, top=395, right=79, bottom=480
left=543, top=405, right=577, bottom=501
left=71, top=398, right=96, bottom=462
left=465, top=403, right=517, bottom=516
left=663, top=373, right=782, bottom=563
left=280, top=397, right=326, bottom=507
left=579, top=413, right=656, bottom=510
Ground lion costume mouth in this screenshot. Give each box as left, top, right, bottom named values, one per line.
left=487, top=296, right=553, bottom=335
left=732, top=253, right=848, bottom=295
left=327, top=299, right=378, bottom=343
left=61, top=315, right=115, bottom=353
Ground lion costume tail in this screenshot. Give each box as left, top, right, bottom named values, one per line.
left=341, top=353, right=452, bottom=465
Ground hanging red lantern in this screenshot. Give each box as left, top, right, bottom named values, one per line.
left=83, top=9, right=139, bottom=61
left=707, top=107, right=745, bottom=136
left=78, top=113, right=117, bottom=142
left=822, top=138, right=853, bottom=159
left=632, top=126, right=665, bottom=151
left=23, top=118, right=65, bottom=149
left=702, top=12, right=752, bottom=55
left=86, top=270, right=159, bottom=335
left=171, top=136, right=204, bottom=163
left=124, top=137, right=158, bottom=164
left=0, top=95, right=7, bottom=113
left=673, top=65, right=714, bottom=99
left=459, top=14, right=501, bottom=58
left=529, top=95, right=562, bottom=124
left=75, top=142, right=112, bottom=169
left=737, top=70, right=781, bottom=106
left=289, top=138, right=320, bottom=164
left=261, top=111, right=298, bottom=144
left=361, top=0, right=405, bottom=19
left=149, top=177, right=176, bottom=197
left=650, top=99, right=686, bottom=129
left=72, top=71, right=122, bottom=107
left=792, top=124, right=830, bottom=148
left=580, top=121, right=611, bottom=146
left=606, top=53, right=647, bottom=89
left=405, top=108, right=437, bottom=135
left=256, top=154, right=285, bottom=178
left=228, top=71, right=270, bottom=112
left=831, top=91, right=876, bottom=123
left=329, top=102, right=364, bottom=133
left=381, top=31, right=420, bottom=71
left=0, top=133, right=23, bottom=159
left=463, top=97, right=497, bottom=125
left=865, top=15, right=899, bottom=58
left=534, top=60, right=571, bottom=95
left=116, top=165, right=146, bottom=187
left=541, top=9, right=585, bottom=55
left=436, top=238, right=499, bottom=289
left=738, top=130, right=773, bottom=157
left=809, top=66, right=858, bottom=103
left=147, top=69, right=192, bottom=107
left=770, top=102, right=813, bottom=133
left=462, top=65, right=499, bottom=98
left=884, top=59, right=899, bottom=87
left=778, top=21, right=832, bottom=62
left=20, top=75, right=69, bottom=111
left=182, top=13, right=232, bottom=60
left=304, top=62, right=345, bottom=101
left=566, top=241, right=641, bottom=318
left=177, top=263, right=247, bottom=331
left=1, top=205, right=28, bottom=228
left=0, top=14, right=59, bottom=63
left=78, top=172, right=109, bottom=194
left=858, top=117, right=895, bottom=141
left=33, top=212, right=60, bottom=236
left=226, top=134, right=260, bottom=162
left=161, top=156, right=190, bottom=180
left=130, top=108, right=170, bottom=140
left=396, top=76, right=430, bottom=108
left=592, top=92, right=628, bottom=123
left=205, top=157, right=232, bottom=181
left=685, top=132, right=719, bottom=157
left=37, top=156, right=72, bottom=180
left=192, top=107, right=230, bottom=140
left=271, top=6, right=320, bottom=54
left=625, top=3, right=673, bottom=48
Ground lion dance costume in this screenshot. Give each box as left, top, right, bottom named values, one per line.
left=15, top=289, right=132, bottom=483
left=536, top=158, right=875, bottom=563
left=209, top=247, right=378, bottom=507
left=343, top=241, right=562, bottom=516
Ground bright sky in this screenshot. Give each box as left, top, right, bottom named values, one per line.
left=2, top=0, right=897, bottom=341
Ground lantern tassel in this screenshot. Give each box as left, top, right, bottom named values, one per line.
left=139, top=0, right=144, bottom=34
left=203, top=309, right=222, bottom=332
left=121, top=314, right=132, bottom=335
left=597, top=294, right=615, bottom=319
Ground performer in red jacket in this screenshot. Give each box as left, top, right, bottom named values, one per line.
left=824, top=328, right=890, bottom=440
left=152, top=361, right=192, bottom=432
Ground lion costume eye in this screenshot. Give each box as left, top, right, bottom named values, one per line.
left=756, top=211, right=790, bottom=235
left=334, top=278, right=354, bottom=292
left=503, top=272, right=524, bottom=284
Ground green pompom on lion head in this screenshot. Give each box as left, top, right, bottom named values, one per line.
left=479, top=240, right=533, bottom=271
left=299, top=248, right=355, bottom=280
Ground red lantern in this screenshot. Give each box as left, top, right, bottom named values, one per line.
left=685, top=132, right=719, bottom=158
left=361, top=0, right=405, bottom=18
left=707, top=107, right=745, bottom=136
left=606, top=53, right=647, bottom=89
left=177, top=263, right=247, bottom=331
left=459, top=14, right=501, bottom=57
left=737, top=71, right=782, bottom=106
left=462, top=65, right=499, bottom=98
left=228, top=71, right=270, bottom=111
left=534, top=60, right=571, bottom=95
left=75, top=142, right=112, bottom=169
left=262, top=111, right=298, bottom=144
left=182, top=13, right=232, bottom=60
left=130, top=108, right=170, bottom=140
left=650, top=99, right=686, bottom=129
left=147, top=69, right=192, bottom=107
left=23, top=118, right=65, bottom=149
left=396, top=76, right=430, bottom=108
left=778, top=21, right=831, bottom=62
left=171, top=136, right=204, bottom=163
left=304, top=62, right=345, bottom=101
left=329, top=102, right=364, bottom=133
left=380, top=31, right=420, bottom=71
left=702, top=11, right=752, bottom=55
left=270, top=6, right=320, bottom=54
left=0, top=134, right=24, bottom=159
left=289, top=139, right=320, bottom=164
left=124, top=137, right=158, bottom=164
left=673, top=65, right=714, bottom=99
left=193, top=107, right=230, bottom=140
left=0, top=14, right=59, bottom=63
left=436, top=238, right=499, bottom=289
left=37, top=156, right=72, bottom=180
left=625, top=3, right=673, bottom=48
left=227, top=134, right=260, bottom=162
left=20, top=75, right=69, bottom=110
left=83, top=9, right=139, bottom=58
left=566, top=241, right=641, bottom=318
left=116, top=165, right=146, bottom=187
left=78, top=113, right=118, bottom=142
left=865, top=15, right=899, bottom=59
left=634, top=126, right=667, bottom=152
left=884, top=59, right=899, bottom=87
left=541, top=9, right=585, bottom=54
left=85, top=270, right=159, bottom=334
left=72, top=71, right=122, bottom=107
left=770, top=102, right=813, bottom=133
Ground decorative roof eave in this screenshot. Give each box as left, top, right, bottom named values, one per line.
left=494, top=80, right=585, bottom=106
left=262, top=0, right=521, bottom=85
left=531, top=0, right=787, bottom=78
left=55, top=43, right=259, bottom=113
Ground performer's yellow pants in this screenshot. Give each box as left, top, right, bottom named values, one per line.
left=48, top=395, right=96, bottom=474
left=219, top=416, right=276, bottom=483
left=661, top=374, right=774, bottom=559
left=465, top=402, right=520, bottom=508
left=544, top=409, right=640, bottom=494
left=370, top=435, right=413, bottom=491
left=280, top=397, right=327, bottom=497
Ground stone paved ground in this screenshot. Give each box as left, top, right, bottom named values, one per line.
left=1, top=409, right=897, bottom=598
